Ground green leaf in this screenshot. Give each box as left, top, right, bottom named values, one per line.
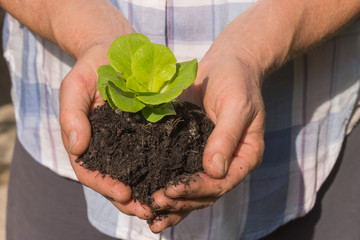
left=135, top=59, right=198, bottom=105
left=136, top=87, right=183, bottom=105
left=105, top=85, right=118, bottom=110
left=107, top=82, right=145, bottom=113
left=97, top=33, right=198, bottom=123
left=132, top=43, right=177, bottom=92
left=161, top=59, right=198, bottom=92
left=141, top=102, right=176, bottom=123
left=97, top=65, right=116, bottom=101
left=108, top=33, right=151, bottom=78
left=97, top=65, right=132, bottom=101
left=126, top=75, right=149, bottom=93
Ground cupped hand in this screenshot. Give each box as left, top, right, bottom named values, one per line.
left=59, top=41, right=155, bottom=221
left=149, top=49, right=265, bottom=232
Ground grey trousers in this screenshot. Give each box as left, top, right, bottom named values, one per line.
left=6, top=123, right=360, bottom=240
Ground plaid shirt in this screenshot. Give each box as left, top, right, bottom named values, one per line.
left=3, top=1, right=360, bottom=239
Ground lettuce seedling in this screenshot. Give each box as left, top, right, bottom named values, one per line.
left=97, top=33, right=198, bottom=122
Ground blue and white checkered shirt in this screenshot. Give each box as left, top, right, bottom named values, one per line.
left=3, top=1, right=360, bottom=239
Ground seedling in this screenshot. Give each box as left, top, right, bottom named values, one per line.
left=97, top=33, right=198, bottom=122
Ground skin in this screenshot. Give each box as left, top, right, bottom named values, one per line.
left=1, top=0, right=360, bottom=233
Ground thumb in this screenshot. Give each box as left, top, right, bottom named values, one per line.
left=203, top=99, right=252, bottom=179
left=59, top=63, right=99, bottom=156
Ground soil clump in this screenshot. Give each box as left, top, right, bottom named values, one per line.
left=77, top=101, right=214, bottom=207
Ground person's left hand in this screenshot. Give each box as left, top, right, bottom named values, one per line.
left=147, top=43, right=266, bottom=232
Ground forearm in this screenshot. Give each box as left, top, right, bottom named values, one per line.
left=213, top=0, right=360, bottom=78
left=0, top=0, right=134, bottom=58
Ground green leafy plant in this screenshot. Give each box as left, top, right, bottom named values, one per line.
left=97, top=33, right=198, bottom=122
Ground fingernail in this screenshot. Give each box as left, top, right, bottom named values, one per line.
left=211, top=153, right=227, bottom=176
left=68, top=130, right=78, bottom=153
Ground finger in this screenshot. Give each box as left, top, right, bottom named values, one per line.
left=164, top=152, right=254, bottom=199
left=62, top=126, right=132, bottom=203
left=67, top=153, right=132, bottom=203
left=163, top=172, right=225, bottom=199
left=112, top=199, right=154, bottom=220
left=163, top=126, right=264, bottom=200
left=148, top=211, right=191, bottom=233
left=202, top=88, right=255, bottom=179
left=234, top=126, right=265, bottom=173
left=59, top=62, right=102, bottom=156
left=152, top=190, right=217, bottom=212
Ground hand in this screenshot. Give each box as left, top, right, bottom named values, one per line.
left=148, top=46, right=265, bottom=232
left=59, top=41, right=155, bottom=221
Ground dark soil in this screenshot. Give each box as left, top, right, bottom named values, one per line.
left=77, top=101, right=214, bottom=207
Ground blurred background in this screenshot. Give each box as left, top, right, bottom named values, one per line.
left=0, top=8, right=16, bottom=240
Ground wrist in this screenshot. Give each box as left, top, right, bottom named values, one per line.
left=48, top=0, right=135, bottom=59
left=218, top=1, right=302, bottom=78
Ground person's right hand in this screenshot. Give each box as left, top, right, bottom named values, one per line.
left=59, top=41, right=157, bottom=221
left=0, top=0, right=157, bottom=222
